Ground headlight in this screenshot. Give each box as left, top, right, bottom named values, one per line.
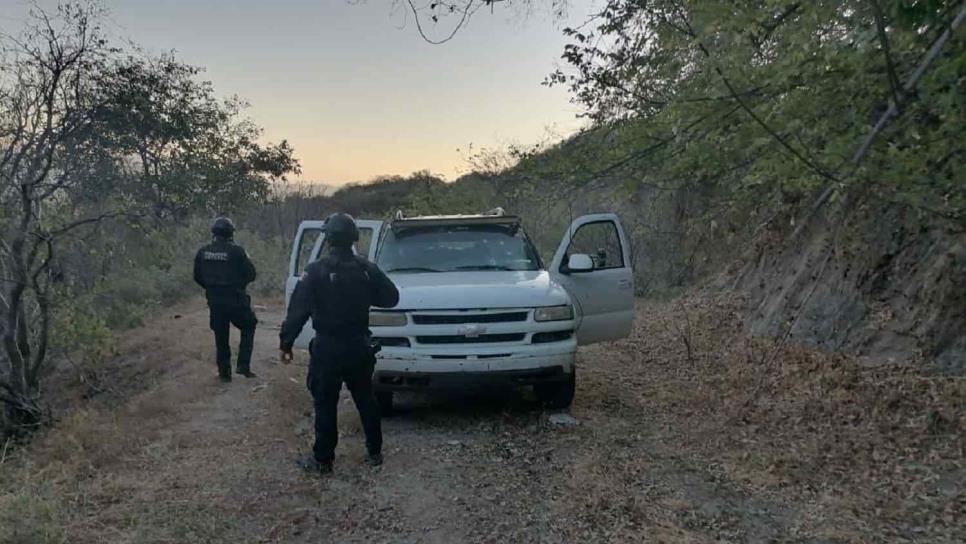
left=369, top=311, right=407, bottom=327
left=534, top=305, right=574, bottom=322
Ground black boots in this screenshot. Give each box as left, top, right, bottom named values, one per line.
left=298, top=456, right=333, bottom=475
left=365, top=453, right=383, bottom=467
left=297, top=454, right=382, bottom=475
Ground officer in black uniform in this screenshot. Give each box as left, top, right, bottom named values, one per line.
left=279, top=213, right=399, bottom=474
left=193, top=217, right=258, bottom=382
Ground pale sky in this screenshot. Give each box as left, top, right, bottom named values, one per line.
left=1, top=0, right=594, bottom=184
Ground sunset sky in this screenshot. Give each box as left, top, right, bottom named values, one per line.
left=1, top=0, right=594, bottom=184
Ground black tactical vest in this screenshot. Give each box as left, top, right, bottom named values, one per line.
left=198, top=240, right=247, bottom=302
left=313, top=255, right=372, bottom=336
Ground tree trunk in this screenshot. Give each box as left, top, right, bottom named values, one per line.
left=0, top=199, right=44, bottom=432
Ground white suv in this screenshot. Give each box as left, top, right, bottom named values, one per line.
left=285, top=210, right=634, bottom=410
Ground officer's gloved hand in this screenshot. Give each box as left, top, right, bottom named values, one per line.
left=280, top=349, right=294, bottom=364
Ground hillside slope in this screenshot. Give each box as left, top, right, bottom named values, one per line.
left=401, top=163, right=966, bottom=373
left=733, top=200, right=966, bottom=373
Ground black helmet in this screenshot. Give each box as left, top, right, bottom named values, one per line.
left=211, top=217, right=235, bottom=238
left=324, top=213, right=359, bottom=246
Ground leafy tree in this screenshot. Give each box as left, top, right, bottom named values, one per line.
left=0, top=3, right=114, bottom=429
left=88, top=54, right=299, bottom=219
left=397, top=0, right=963, bottom=226
left=0, top=3, right=299, bottom=433
left=545, top=0, right=966, bottom=224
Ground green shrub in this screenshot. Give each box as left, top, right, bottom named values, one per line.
left=0, top=479, right=66, bottom=544
left=68, top=220, right=288, bottom=335
left=51, top=293, right=118, bottom=368
left=155, top=267, right=196, bottom=305
left=236, top=231, right=288, bottom=297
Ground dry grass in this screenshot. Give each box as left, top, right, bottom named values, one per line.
left=577, top=291, right=966, bottom=541
left=1, top=294, right=963, bottom=543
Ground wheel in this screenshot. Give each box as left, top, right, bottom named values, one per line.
left=535, top=370, right=575, bottom=409
left=376, top=391, right=394, bottom=417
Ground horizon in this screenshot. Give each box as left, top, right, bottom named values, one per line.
left=0, top=0, right=595, bottom=185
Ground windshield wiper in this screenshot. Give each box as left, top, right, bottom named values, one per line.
left=454, top=265, right=516, bottom=271
left=386, top=267, right=442, bottom=273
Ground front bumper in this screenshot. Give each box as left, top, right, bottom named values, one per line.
left=372, top=350, right=575, bottom=391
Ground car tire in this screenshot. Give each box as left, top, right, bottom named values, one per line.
left=376, top=391, right=394, bottom=417
left=535, top=369, right=575, bottom=409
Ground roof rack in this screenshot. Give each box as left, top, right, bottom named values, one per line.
left=390, top=210, right=520, bottom=229
left=394, top=208, right=505, bottom=221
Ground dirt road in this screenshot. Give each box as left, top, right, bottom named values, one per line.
left=3, top=296, right=962, bottom=543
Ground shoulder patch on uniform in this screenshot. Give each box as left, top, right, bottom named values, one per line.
left=203, top=251, right=229, bottom=261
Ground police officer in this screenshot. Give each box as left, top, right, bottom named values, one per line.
left=279, top=213, right=399, bottom=474
left=193, top=217, right=258, bottom=382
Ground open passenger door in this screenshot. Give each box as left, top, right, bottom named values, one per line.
left=285, top=219, right=384, bottom=349
left=549, top=214, right=634, bottom=345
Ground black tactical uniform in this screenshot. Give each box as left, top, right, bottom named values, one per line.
left=279, top=213, right=399, bottom=472
left=193, top=217, right=258, bottom=381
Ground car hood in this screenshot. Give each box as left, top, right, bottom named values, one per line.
left=387, top=270, right=570, bottom=310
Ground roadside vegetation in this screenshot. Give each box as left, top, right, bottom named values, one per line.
left=0, top=1, right=963, bottom=541
left=0, top=4, right=299, bottom=435
left=3, top=0, right=962, bottom=441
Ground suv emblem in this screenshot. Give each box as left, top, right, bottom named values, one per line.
left=457, top=324, right=486, bottom=338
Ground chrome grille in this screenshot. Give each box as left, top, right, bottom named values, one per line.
left=411, top=312, right=528, bottom=325
left=415, top=333, right=526, bottom=345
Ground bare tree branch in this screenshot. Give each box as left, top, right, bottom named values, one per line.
left=44, top=210, right=135, bottom=240
left=871, top=0, right=903, bottom=110
left=675, top=6, right=841, bottom=185
left=791, top=3, right=966, bottom=239
left=26, top=238, right=53, bottom=388
left=851, top=4, right=966, bottom=168
left=404, top=0, right=478, bottom=45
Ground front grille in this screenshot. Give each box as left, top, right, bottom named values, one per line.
left=373, top=337, right=410, bottom=347
left=412, top=312, right=528, bottom=325
left=430, top=353, right=512, bottom=360
left=416, top=333, right=526, bottom=345
left=532, top=330, right=573, bottom=344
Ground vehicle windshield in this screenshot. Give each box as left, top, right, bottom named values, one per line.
left=376, top=224, right=542, bottom=273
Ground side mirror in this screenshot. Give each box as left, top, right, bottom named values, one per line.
left=565, top=253, right=594, bottom=273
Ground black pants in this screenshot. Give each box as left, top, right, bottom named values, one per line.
left=307, top=335, right=381, bottom=462
left=208, top=298, right=257, bottom=377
